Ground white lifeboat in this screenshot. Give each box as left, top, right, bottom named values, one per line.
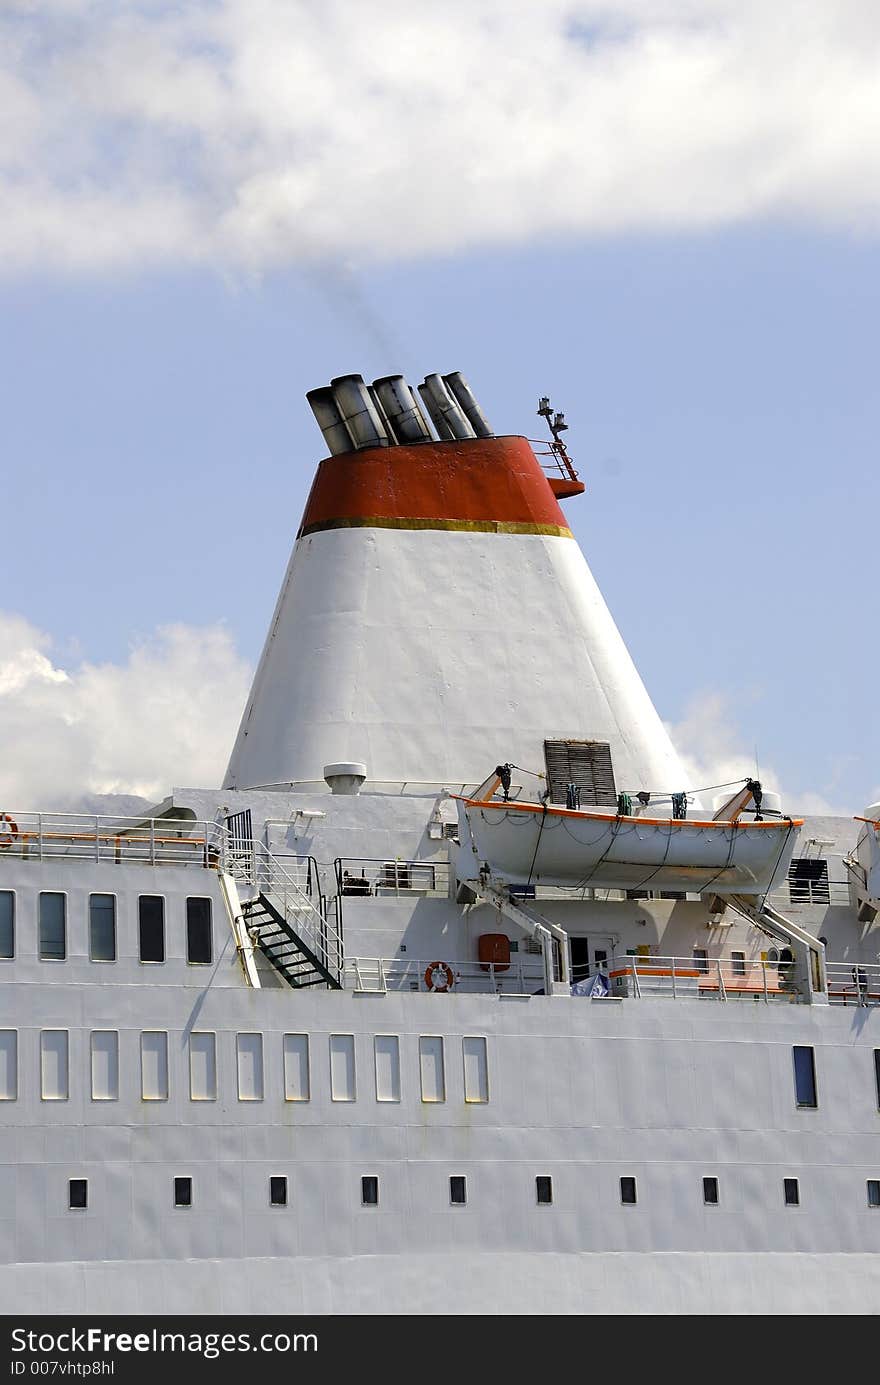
left=456, top=792, right=802, bottom=896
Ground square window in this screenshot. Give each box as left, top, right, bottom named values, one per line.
left=68, top=1178, right=87, bottom=1210
left=867, top=1180, right=880, bottom=1209
left=139, top=896, right=165, bottom=963
left=270, top=1176, right=288, bottom=1207
left=536, top=1176, right=553, bottom=1206
left=39, top=893, right=66, bottom=961
left=186, top=898, right=212, bottom=964
left=793, top=1046, right=818, bottom=1108
left=784, top=1178, right=800, bottom=1206
left=174, top=1177, right=192, bottom=1208
left=361, top=1176, right=379, bottom=1207
left=703, top=1176, right=719, bottom=1205
left=449, top=1176, right=467, bottom=1206
left=89, top=895, right=116, bottom=962
left=874, top=1050, right=880, bottom=1110
left=620, top=1176, right=637, bottom=1205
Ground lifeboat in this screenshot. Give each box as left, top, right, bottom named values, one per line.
left=456, top=796, right=803, bottom=895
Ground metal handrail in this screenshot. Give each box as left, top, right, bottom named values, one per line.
left=229, top=839, right=343, bottom=980
left=334, top=856, right=450, bottom=898
left=343, top=955, right=546, bottom=995
left=0, top=810, right=225, bottom=869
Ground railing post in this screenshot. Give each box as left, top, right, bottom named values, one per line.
left=762, top=960, right=768, bottom=1003
left=717, top=959, right=725, bottom=1002
left=38, top=813, right=43, bottom=862
left=149, top=819, right=156, bottom=866
left=671, top=958, right=677, bottom=999
left=94, top=815, right=100, bottom=863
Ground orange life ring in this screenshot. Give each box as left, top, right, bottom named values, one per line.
left=425, top=961, right=455, bottom=992
left=0, top=814, right=19, bottom=849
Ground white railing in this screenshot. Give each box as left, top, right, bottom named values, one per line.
left=230, top=840, right=343, bottom=983
left=343, top=955, right=546, bottom=995
left=607, top=954, right=799, bottom=1003
left=768, top=880, right=852, bottom=909
left=825, top=961, right=880, bottom=1006
left=0, top=810, right=225, bottom=869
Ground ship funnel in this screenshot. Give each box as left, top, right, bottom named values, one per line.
left=418, top=374, right=477, bottom=441
left=372, top=376, right=434, bottom=444
left=442, top=372, right=494, bottom=438
left=306, top=387, right=355, bottom=457
left=330, top=375, right=391, bottom=450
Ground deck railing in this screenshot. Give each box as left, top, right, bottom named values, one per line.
left=0, top=810, right=225, bottom=869
left=607, top=954, right=800, bottom=1003
left=344, top=955, right=546, bottom=994
left=335, top=857, right=451, bottom=898
left=825, top=961, right=880, bottom=1006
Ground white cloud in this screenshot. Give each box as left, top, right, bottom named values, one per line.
left=667, top=689, right=847, bottom=817
left=3, top=1, right=880, bottom=273
left=0, top=612, right=250, bottom=808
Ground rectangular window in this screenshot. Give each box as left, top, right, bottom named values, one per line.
left=68, top=1179, right=88, bottom=1210
left=868, top=1180, right=880, bottom=1209
left=543, top=738, right=617, bottom=806
left=875, top=1050, right=880, bottom=1110
left=449, top=1175, right=467, bottom=1205
left=703, top=1176, right=719, bottom=1205
left=793, top=1046, right=818, bottom=1108
left=186, top=898, right=212, bottom=965
left=283, top=1034, right=310, bottom=1102
left=270, top=1176, right=288, bottom=1207
left=189, top=1032, right=217, bottom=1101
left=788, top=857, right=830, bottom=905
left=174, top=1177, right=192, bottom=1208
left=731, top=952, right=746, bottom=976
left=0, top=1031, right=17, bottom=1100
left=330, top=1034, right=356, bottom=1102
left=236, top=1033, right=264, bottom=1101
left=39, top=893, right=66, bottom=961
left=41, top=1030, right=69, bottom=1100
left=141, top=1031, right=169, bottom=1101
left=463, top=1036, right=489, bottom=1103
left=374, top=1035, right=401, bottom=1103
left=620, top=1176, right=637, bottom=1205
left=88, top=894, right=116, bottom=962
left=361, top=1175, right=378, bottom=1207
left=138, top=896, right=165, bottom=963
left=784, top=1178, right=800, bottom=1206
left=419, top=1036, right=445, bottom=1103
left=536, top=1176, right=553, bottom=1206
left=90, top=1031, right=119, bottom=1101
left=0, top=892, right=14, bottom=958
left=693, top=948, right=709, bottom=975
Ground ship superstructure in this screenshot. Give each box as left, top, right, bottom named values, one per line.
left=0, top=371, right=878, bottom=1315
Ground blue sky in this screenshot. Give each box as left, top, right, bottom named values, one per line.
left=2, top=2, right=879, bottom=811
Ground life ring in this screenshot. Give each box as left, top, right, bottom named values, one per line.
left=0, top=814, right=19, bottom=849
left=425, top=961, right=455, bottom=992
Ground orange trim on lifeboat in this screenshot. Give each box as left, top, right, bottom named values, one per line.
left=460, top=798, right=804, bottom=830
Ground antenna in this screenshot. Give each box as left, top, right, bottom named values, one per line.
left=535, top=394, right=579, bottom=488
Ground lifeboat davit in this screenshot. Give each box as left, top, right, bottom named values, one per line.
left=457, top=797, right=803, bottom=896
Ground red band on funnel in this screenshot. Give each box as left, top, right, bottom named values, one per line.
left=297, top=436, right=573, bottom=539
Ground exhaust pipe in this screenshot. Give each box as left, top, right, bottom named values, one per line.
left=330, top=374, right=391, bottom=450
left=306, top=387, right=355, bottom=457
left=443, top=372, right=493, bottom=438
left=372, top=376, right=434, bottom=444
left=418, top=374, right=477, bottom=441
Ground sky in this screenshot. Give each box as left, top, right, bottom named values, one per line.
left=1, top=1, right=879, bottom=814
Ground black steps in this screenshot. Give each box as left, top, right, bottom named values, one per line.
left=241, top=891, right=341, bottom=990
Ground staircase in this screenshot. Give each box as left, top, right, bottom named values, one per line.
left=226, top=836, right=343, bottom=990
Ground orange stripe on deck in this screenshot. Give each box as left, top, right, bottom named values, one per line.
left=297, top=436, right=572, bottom=538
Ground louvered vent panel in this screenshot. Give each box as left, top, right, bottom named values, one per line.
left=544, top=740, right=617, bottom=806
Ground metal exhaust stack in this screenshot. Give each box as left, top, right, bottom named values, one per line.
left=306, top=387, right=356, bottom=457
left=330, top=374, right=391, bottom=450
left=443, top=372, right=493, bottom=438
left=372, top=375, right=434, bottom=444
left=418, top=374, right=477, bottom=441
